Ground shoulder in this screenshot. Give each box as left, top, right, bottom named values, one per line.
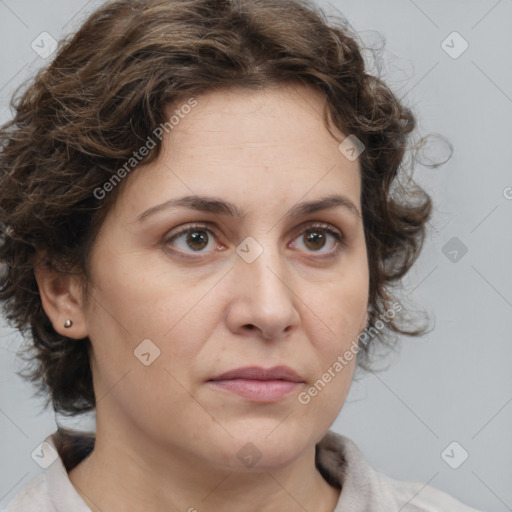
left=3, top=429, right=94, bottom=512
left=3, top=473, right=54, bottom=512
left=374, top=469, right=482, bottom=512
left=316, top=430, right=483, bottom=512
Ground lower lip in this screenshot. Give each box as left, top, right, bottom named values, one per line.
left=208, top=379, right=302, bottom=402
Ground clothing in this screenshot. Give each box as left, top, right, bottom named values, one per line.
left=3, top=429, right=481, bottom=511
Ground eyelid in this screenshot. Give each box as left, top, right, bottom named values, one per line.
left=290, top=221, right=343, bottom=239
left=165, top=222, right=219, bottom=241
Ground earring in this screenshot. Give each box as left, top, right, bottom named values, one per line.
left=64, top=319, right=73, bottom=328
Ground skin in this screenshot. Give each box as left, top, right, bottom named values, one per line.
left=35, top=83, right=369, bottom=512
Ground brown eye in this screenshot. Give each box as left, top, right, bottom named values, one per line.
left=292, top=224, right=343, bottom=256
left=303, top=229, right=328, bottom=251
left=166, top=224, right=217, bottom=253
left=184, top=230, right=210, bottom=251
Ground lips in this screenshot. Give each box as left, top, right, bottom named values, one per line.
left=207, top=365, right=305, bottom=402
left=209, top=365, right=304, bottom=383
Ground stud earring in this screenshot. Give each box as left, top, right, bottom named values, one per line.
left=64, top=319, right=73, bottom=328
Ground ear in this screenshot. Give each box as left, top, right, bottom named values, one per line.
left=33, top=257, right=89, bottom=339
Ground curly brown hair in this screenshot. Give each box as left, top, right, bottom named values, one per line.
left=0, top=0, right=434, bottom=417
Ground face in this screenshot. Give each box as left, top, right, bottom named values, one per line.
left=77, top=83, right=369, bottom=471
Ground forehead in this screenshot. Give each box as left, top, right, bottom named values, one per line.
left=166, top=83, right=340, bottom=149
left=112, top=83, right=362, bottom=222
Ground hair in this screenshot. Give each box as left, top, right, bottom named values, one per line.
left=0, top=0, right=436, bottom=418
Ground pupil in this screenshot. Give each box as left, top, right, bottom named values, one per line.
left=305, top=230, right=325, bottom=250
left=187, top=230, right=208, bottom=250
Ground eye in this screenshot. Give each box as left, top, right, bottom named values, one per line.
left=165, top=223, right=219, bottom=254
left=290, top=223, right=344, bottom=256
left=164, top=222, right=344, bottom=258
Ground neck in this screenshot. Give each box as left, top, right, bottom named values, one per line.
left=68, top=423, right=340, bottom=512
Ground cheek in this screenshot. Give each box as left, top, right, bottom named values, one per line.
left=85, top=273, right=222, bottom=396
left=87, top=245, right=206, bottom=337
left=310, top=270, right=368, bottom=347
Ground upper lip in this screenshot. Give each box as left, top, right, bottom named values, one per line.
left=209, top=365, right=304, bottom=383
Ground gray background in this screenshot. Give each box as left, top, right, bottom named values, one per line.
left=1, top=1, right=511, bottom=510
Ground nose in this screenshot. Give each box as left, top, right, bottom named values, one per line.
left=225, top=242, right=301, bottom=341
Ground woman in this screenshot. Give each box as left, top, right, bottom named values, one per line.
left=0, top=0, right=481, bottom=510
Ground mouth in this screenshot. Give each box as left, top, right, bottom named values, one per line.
left=207, top=366, right=305, bottom=403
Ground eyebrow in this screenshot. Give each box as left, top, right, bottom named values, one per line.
left=135, top=193, right=361, bottom=222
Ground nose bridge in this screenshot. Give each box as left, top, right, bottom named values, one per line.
left=244, top=243, right=287, bottom=298
left=239, top=236, right=288, bottom=301
left=231, top=234, right=299, bottom=338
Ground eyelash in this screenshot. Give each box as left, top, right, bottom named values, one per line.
left=163, top=222, right=345, bottom=260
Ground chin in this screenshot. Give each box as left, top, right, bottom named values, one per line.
left=210, top=420, right=317, bottom=472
